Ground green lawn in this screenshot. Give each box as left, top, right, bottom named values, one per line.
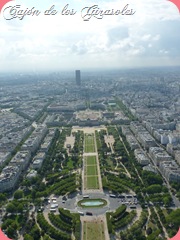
left=85, top=145, right=95, bottom=153
left=84, top=134, right=96, bottom=152
left=86, top=156, right=97, bottom=165
left=86, top=176, right=99, bottom=189
left=83, top=222, right=105, bottom=240
left=86, top=166, right=97, bottom=176
left=84, top=156, right=99, bottom=189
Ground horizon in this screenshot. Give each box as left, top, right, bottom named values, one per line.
left=0, top=65, right=180, bottom=75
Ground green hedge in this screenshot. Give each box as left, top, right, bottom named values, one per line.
left=37, top=213, right=71, bottom=240
left=48, top=213, right=72, bottom=233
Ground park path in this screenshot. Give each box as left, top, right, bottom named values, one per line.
left=119, top=161, right=131, bottom=178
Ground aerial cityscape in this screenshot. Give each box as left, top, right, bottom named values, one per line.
left=0, top=67, right=179, bottom=240
left=1, top=0, right=180, bottom=238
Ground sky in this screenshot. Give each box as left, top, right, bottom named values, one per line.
left=0, top=0, right=180, bottom=72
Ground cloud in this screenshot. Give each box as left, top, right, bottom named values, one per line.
left=107, top=26, right=129, bottom=46
left=0, top=0, right=180, bottom=71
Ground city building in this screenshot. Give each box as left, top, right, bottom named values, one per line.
left=26, top=170, right=38, bottom=179
left=126, top=135, right=139, bottom=150
left=75, top=70, right=81, bottom=86
left=10, top=150, right=31, bottom=172
left=0, top=166, right=21, bottom=192
left=143, top=164, right=157, bottom=173
left=149, top=147, right=172, bottom=166
left=159, top=161, right=180, bottom=183
left=137, top=132, right=156, bottom=150
left=134, top=149, right=150, bottom=166
left=175, top=150, right=180, bottom=165
left=32, top=152, right=46, bottom=169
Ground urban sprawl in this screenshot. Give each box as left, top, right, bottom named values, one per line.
left=0, top=67, right=179, bottom=240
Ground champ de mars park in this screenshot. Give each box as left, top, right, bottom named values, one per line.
left=0, top=122, right=180, bottom=240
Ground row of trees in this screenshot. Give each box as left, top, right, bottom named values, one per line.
left=95, top=130, right=111, bottom=154
left=23, top=219, right=41, bottom=240
left=48, top=213, right=73, bottom=234
left=166, top=208, right=180, bottom=237
left=58, top=208, right=81, bottom=239
left=102, top=172, right=131, bottom=194
left=106, top=205, right=136, bottom=234
left=37, top=213, right=71, bottom=240
left=49, top=208, right=81, bottom=240
left=120, top=210, right=148, bottom=240
left=115, top=97, right=136, bottom=121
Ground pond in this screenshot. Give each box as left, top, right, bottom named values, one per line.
left=78, top=199, right=107, bottom=208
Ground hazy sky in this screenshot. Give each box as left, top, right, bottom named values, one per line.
left=0, top=0, right=180, bottom=72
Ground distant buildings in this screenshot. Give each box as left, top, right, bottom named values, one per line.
left=0, top=125, right=56, bottom=192
left=122, top=120, right=180, bottom=183
left=75, top=70, right=81, bottom=86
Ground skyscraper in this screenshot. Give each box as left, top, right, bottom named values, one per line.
left=75, top=70, right=81, bottom=86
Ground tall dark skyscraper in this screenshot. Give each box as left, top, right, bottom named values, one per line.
left=75, top=70, right=81, bottom=86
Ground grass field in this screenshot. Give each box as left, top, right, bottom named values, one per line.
left=84, top=134, right=96, bottom=153
left=86, top=156, right=97, bottom=165
left=84, top=156, right=99, bottom=189
left=86, top=176, right=99, bottom=189
left=87, top=166, right=97, bottom=176
left=83, top=221, right=105, bottom=240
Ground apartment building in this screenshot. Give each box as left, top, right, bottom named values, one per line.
left=149, top=147, right=172, bottom=166
left=10, top=150, right=31, bottom=172
left=137, top=132, right=156, bottom=150
left=159, top=161, right=180, bottom=183
left=126, top=135, right=139, bottom=150
left=134, top=149, right=150, bottom=166
left=32, top=152, right=46, bottom=169
left=0, top=166, right=21, bottom=192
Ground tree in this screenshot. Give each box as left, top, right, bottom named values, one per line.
left=146, top=184, right=162, bottom=194
left=146, top=227, right=152, bottom=235
left=30, top=224, right=41, bottom=239
left=0, top=193, right=7, bottom=202
left=14, top=190, right=23, bottom=199
left=1, top=219, right=14, bottom=230
left=167, top=209, right=180, bottom=229
left=163, top=196, right=171, bottom=206
left=24, top=234, right=34, bottom=240
left=7, top=226, right=16, bottom=239
left=31, top=189, right=36, bottom=200
left=142, top=171, right=163, bottom=185
left=6, top=202, right=16, bottom=213
left=17, top=203, right=24, bottom=213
